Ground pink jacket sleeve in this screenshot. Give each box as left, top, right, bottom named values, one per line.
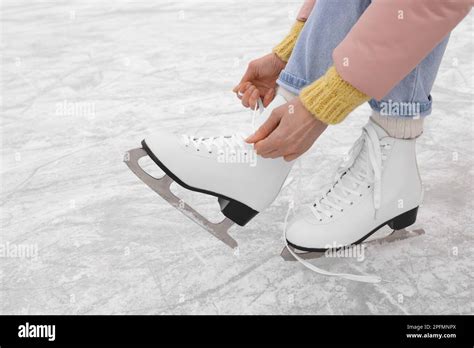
left=297, top=0, right=316, bottom=21
left=333, top=0, right=473, bottom=100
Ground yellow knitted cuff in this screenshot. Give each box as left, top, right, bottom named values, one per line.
left=300, top=66, right=370, bottom=125
left=272, top=20, right=305, bottom=62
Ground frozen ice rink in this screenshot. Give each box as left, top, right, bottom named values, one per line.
left=1, top=0, right=473, bottom=314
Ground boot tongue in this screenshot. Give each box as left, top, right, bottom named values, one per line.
left=368, top=118, right=389, bottom=139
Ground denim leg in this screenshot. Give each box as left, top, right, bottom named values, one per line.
left=278, top=0, right=372, bottom=93
left=369, top=38, right=449, bottom=117
left=277, top=0, right=450, bottom=118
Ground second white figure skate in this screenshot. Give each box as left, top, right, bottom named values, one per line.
left=124, top=95, right=293, bottom=249
left=282, top=119, right=425, bottom=265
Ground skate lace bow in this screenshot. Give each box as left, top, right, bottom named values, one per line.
left=311, top=123, right=383, bottom=220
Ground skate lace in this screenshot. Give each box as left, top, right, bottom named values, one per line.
left=311, top=122, right=388, bottom=221
left=181, top=99, right=265, bottom=154
left=181, top=133, right=248, bottom=154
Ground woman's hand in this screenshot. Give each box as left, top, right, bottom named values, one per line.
left=246, top=97, right=328, bottom=161
left=233, top=53, right=286, bottom=109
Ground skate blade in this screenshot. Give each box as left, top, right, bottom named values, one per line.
left=124, top=147, right=238, bottom=249
left=281, top=228, right=425, bottom=261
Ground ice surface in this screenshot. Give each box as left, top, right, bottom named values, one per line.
left=1, top=0, right=472, bottom=314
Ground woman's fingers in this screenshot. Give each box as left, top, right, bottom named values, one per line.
left=263, top=88, right=275, bottom=107
left=233, top=81, right=248, bottom=95
left=236, top=82, right=252, bottom=100
left=254, top=130, right=283, bottom=157
left=248, top=89, right=260, bottom=109
left=241, top=85, right=256, bottom=107
left=283, top=153, right=299, bottom=162
left=262, top=148, right=283, bottom=159
left=237, top=85, right=273, bottom=109
left=237, top=87, right=275, bottom=109
left=246, top=107, right=283, bottom=144
left=234, top=65, right=255, bottom=91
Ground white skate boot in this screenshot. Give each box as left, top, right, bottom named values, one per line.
left=285, top=119, right=423, bottom=252
left=124, top=95, right=293, bottom=248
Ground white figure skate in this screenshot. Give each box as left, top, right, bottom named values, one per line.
left=283, top=119, right=425, bottom=260
left=124, top=95, right=292, bottom=249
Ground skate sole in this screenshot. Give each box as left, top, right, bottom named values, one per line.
left=282, top=228, right=425, bottom=261
left=286, top=206, right=419, bottom=252
left=141, top=140, right=259, bottom=226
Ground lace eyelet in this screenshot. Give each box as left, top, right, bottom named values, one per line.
left=330, top=215, right=333, bottom=218
left=359, top=194, right=362, bottom=197
left=208, top=151, right=212, bottom=154
left=350, top=202, right=354, bottom=205
left=319, top=219, right=322, bottom=222
left=340, top=209, right=343, bottom=212
left=367, top=185, right=371, bottom=188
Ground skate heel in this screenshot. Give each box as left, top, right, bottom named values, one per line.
left=218, top=198, right=258, bottom=226
left=387, top=207, right=418, bottom=230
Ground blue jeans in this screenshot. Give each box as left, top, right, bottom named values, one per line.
left=277, top=0, right=449, bottom=117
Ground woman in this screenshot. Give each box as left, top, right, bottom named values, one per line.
left=233, top=0, right=472, bottom=251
